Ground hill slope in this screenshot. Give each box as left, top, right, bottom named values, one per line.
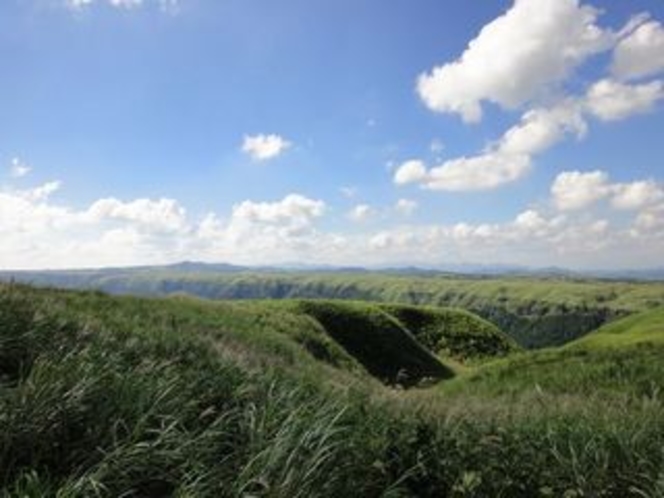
left=441, top=306, right=664, bottom=401
left=1, top=283, right=664, bottom=496
left=379, top=303, right=517, bottom=362
left=278, top=300, right=454, bottom=384
left=5, top=267, right=664, bottom=348
left=566, top=306, right=664, bottom=349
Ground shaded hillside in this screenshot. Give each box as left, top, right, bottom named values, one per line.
left=282, top=300, right=453, bottom=385
left=378, top=303, right=518, bottom=361
left=5, top=268, right=664, bottom=348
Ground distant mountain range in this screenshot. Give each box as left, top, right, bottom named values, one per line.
left=1, top=260, right=664, bottom=282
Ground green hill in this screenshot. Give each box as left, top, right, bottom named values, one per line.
left=566, top=306, right=664, bottom=349
left=5, top=268, right=664, bottom=348
left=278, top=300, right=453, bottom=385
left=2, top=283, right=664, bottom=497
left=441, top=307, right=664, bottom=401
left=378, top=303, right=518, bottom=362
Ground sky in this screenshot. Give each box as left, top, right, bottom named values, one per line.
left=1, top=0, right=664, bottom=270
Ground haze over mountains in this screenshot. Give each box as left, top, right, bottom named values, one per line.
left=3, top=261, right=664, bottom=282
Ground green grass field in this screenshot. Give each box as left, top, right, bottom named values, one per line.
left=1, top=282, right=663, bottom=497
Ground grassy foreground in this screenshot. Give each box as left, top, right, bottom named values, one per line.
left=1, top=283, right=663, bottom=497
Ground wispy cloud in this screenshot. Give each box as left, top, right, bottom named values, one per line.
left=64, top=0, right=179, bottom=12
left=9, top=158, right=31, bottom=178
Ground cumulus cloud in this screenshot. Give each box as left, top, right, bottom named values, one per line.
left=404, top=1, right=664, bottom=194
left=612, top=19, right=664, bottom=80
left=634, top=203, right=664, bottom=234
left=396, top=102, right=586, bottom=191
left=348, top=204, right=373, bottom=223
left=424, top=153, right=531, bottom=192
left=551, top=170, right=612, bottom=210
left=232, top=194, right=324, bottom=225
left=417, top=0, right=611, bottom=122
left=9, top=158, right=31, bottom=178
left=201, top=194, right=329, bottom=263
left=585, top=78, right=664, bottom=121
left=393, top=160, right=427, bottom=185
left=242, top=134, right=292, bottom=161
left=0, top=180, right=331, bottom=269
left=402, top=68, right=664, bottom=193
left=365, top=208, right=635, bottom=269
left=1, top=177, right=663, bottom=269
left=87, top=197, right=188, bottom=233
left=611, top=180, right=664, bottom=210
left=551, top=170, right=664, bottom=211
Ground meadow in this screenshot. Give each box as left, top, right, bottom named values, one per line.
left=1, top=280, right=663, bottom=497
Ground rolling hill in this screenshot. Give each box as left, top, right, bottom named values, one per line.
left=1, top=282, right=663, bottom=496
left=4, top=264, right=664, bottom=349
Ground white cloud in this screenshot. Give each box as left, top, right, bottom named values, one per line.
left=0, top=177, right=663, bottom=270
left=408, top=2, right=664, bottom=196
left=612, top=19, right=664, bottom=80
left=364, top=209, right=637, bottom=269
left=202, top=194, right=329, bottom=263
left=585, top=78, right=664, bottom=121
left=242, top=134, right=292, bottom=161
left=401, top=69, right=664, bottom=192
left=9, top=158, right=32, bottom=178
left=634, top=203, right=664, bottom=233
left=231, top=194, right=324, bottom=226
left=87, top=197, right=188, bottom=233
left=393, top=160, right=427, bottom=185
left=65, top=0, right=93, bottom=8
left=396, top=102, right=586, bottom=191
left=500, top=103, right=587, bottom=156
left=109, top=0, right=143, bottom=7
left=552, top=170, right=664, bottom=211
left=417, top=0, right=611, bottom=122
left=425, top=153, right=531, bottom=192
left=611, top=180, right=664, bottom=210
left=348, top=204, right=373, bottom=223
left=551, top=170, right=612, bottom=210
left=66, top=0, right=141, bottom=9
left=64, top=0, right=179, bottom=12
left=395, top=199, right=418, bottom=216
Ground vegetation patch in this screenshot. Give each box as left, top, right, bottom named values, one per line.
left=1, top=283, right=664, bottom=496
left=286, top=300, right=453, bottom=385
left=379, top=303, right=518, bottom=362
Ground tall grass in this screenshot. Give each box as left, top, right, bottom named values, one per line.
left=1, top=283, right=663, bottom=496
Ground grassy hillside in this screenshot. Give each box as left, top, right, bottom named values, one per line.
left=379, top=303, right=517, bottom=362
left=277, top=300, right=454, bottom=384
left=6, top=268, right=664, bottom=348
left=567, top=307, right=664, bottom=349
left=441, top=306, right=664, bottom=401
left=1, top=283, right=664, bottom=496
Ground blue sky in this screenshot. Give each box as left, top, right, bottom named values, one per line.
left=1, top=0, right=664, bottom=269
